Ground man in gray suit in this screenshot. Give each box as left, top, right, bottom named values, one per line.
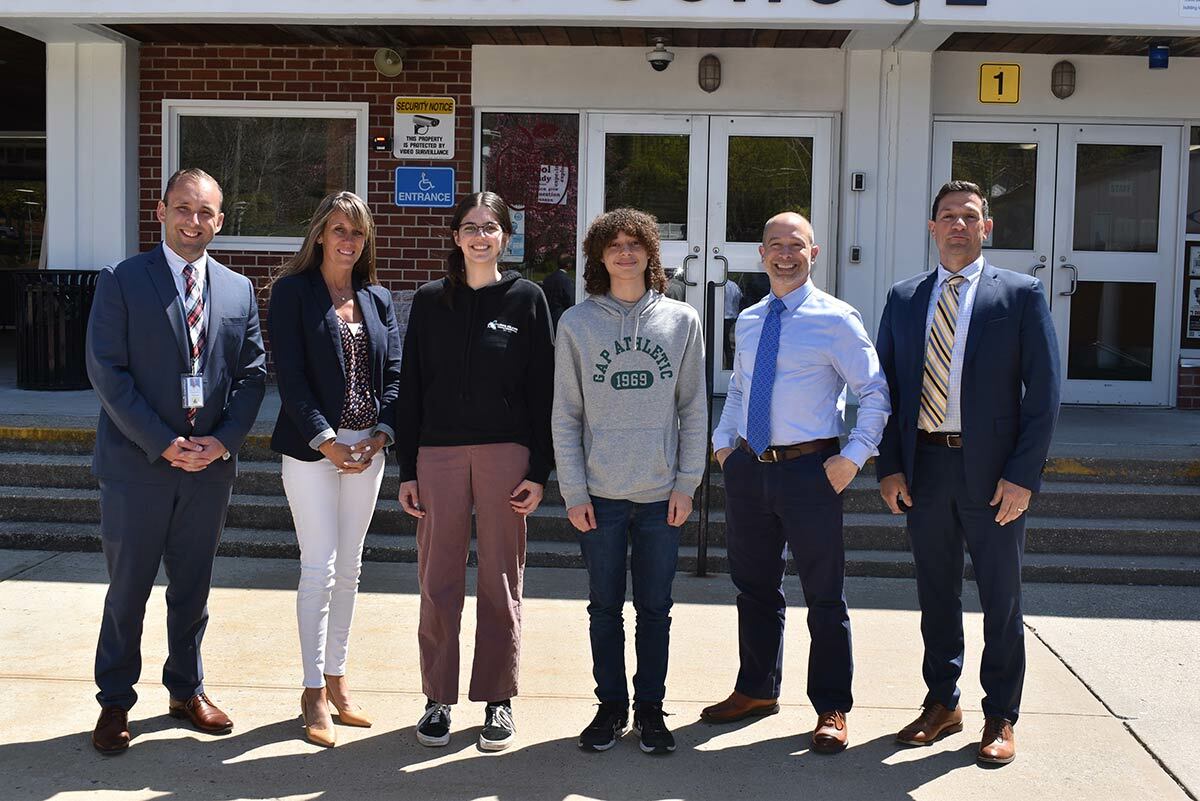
left=86, top=168, right=266, bottom=754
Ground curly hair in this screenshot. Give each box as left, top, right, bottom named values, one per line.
left=581, top=208, right=668, bottom=296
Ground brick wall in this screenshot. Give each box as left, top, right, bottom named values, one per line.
left=1179, top=364, right=1200, bottom=409
left=137, top=44, right=473, bottom=330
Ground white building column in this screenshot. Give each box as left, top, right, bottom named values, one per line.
left=839, top=48, right=884, bottom=329
left=46, top=38, right=139, bottom=269
left=879, top=50, right=934, bottom=301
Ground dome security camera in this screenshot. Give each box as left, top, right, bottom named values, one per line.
left=646, top=39, right=675, bottom=72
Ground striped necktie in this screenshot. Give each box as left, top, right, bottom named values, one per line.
left=918, top=274, right=966, bottom=432
left=182, top=262, right=206, bottom=426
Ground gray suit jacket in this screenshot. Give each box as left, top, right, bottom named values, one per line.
left=86, top=244, right=267, bottom=485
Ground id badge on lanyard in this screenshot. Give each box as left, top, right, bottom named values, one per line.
left=181, top=373, right=206, bottom=409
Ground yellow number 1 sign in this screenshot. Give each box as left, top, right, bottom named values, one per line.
left=979, top=63, right=1020, bottom=104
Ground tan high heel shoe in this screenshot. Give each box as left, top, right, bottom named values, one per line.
left=301, top=692, right=336, bottom=748
left=325, top=675, right=373, bottom=728
left=329, top=698, right=373, bottom=728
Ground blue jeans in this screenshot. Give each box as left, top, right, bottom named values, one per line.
left=578, top=496, right=680, bottom=705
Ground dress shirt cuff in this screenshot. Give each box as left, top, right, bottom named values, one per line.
left=840, top=441, right=873, bottom=470
left=309, top=428, right=337, bottom=451
left=712, top=433, right=740, bottom=453
left=371, top=423, right=395, bottom=447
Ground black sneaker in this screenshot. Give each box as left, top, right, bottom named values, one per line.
left=578, top=702, right=629, bottom=752
left=633, top=702, right=675, bottom=754
left=479, top=701, right=515, bottom=751
left=416, top=700, right=451, bottom=747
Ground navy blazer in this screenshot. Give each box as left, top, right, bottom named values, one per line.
left=86, top=244, right=267, bottom=484
left=268, top=269, right=402, bottom=461
left=875, top=262, right=1061, bottom=502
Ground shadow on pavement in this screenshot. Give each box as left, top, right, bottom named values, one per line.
left=2, top=712, right=986, bottom=801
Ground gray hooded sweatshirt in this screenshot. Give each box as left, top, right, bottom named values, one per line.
left=552, top=290, right=707, bottom=509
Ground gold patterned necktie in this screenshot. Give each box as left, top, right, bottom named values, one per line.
left=918, top=274, right=967, bottom=432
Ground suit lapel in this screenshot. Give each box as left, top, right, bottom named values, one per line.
left=146, top=245, right=190, bottom=368
left=964, top=263, right=1001, bottom=367
left=201, top=256, right=229, bottom=373
left=356, top=283, right=381, bottom=369
left=908, top=271, right=938, bottom=390
left=313, top=271, right=347, bottom=378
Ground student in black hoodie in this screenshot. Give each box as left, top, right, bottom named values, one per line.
left=396, top=191, right=554, bottom=752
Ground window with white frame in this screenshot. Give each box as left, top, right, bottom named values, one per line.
left=163, top=100, right=369, bottom=251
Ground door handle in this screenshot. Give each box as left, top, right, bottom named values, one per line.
left=1059, top=263, right=1078, bottom=296
left=680, top=252, right=699, bottom=286
left=1029, top=263, right=1045, bottom=279
left=711, top=253, right=729, bottom=287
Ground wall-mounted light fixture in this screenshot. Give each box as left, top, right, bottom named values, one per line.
left=373, top=47, right=405, bottom=77
left=698, top=54, right=721, bottom=93
left=1050, top=60, right=1076, bottom=99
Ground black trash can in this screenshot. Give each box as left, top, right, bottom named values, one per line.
left=14, top=270, right=99, bottom=390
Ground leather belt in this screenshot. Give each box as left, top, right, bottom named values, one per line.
left=918, top=430, right=963, bottom=448
left=738, top=437, right=839, bottom=463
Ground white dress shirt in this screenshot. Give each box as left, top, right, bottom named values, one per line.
left=922, top=256, right=984, bottom=433
left=713, top=280, right=891, bottom=468
left=161, top=242, right=211, bottom=335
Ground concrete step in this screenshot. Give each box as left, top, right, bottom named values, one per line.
left=3, top=453, right=1199, bottom=520
left=2, top=428, right=1198, bottom=486
left=3, top=520, right=1199, bottom=586
left=3, top=484, right=1200, bottom=558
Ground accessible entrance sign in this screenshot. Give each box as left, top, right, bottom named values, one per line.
left=395, top=167, right=455, bottom=208
left=393, top=96, right=455, bottom=160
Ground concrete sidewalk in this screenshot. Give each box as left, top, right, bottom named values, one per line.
left=1, top=550, right=1195, bottom=801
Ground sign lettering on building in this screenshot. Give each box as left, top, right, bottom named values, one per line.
left=979, top=63, right=1020, bottom=104
left=393, top=96, right=455, bottom=160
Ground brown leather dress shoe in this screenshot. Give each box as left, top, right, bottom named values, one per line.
left=168, top=693, right=233, bottom=734
left=811, top=709, right=849, bottom=754
left=896, top=702, right=964, bottom=746
left=977, top=717, right=1016, bottom=765
left=700, top=691, right=780, bottom=724
left=92, top=706, right=131, bottom=754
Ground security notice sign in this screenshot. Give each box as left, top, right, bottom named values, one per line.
left=393, top=96, right=455, bottom=160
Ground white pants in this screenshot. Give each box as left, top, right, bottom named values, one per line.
left=282, top=428, right=386, bottom=688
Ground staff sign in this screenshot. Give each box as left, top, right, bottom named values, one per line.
left=979, top=63, right=1020, bottom=104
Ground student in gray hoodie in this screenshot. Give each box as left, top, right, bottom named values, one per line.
left=552, top=208, right=706, bottom=755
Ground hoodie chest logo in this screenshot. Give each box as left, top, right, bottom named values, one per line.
left=591, top=335, right=675, bottom=384
left=486, top=320, right=519, bottom=334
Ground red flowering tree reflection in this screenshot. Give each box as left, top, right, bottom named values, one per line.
left=480, top=113, right=580, bottom=285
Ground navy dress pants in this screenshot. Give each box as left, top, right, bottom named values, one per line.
left=723, top=444, right=853, bottom=714
left=95, top=474, right=234, bottom=710
left=907, top=441, right=1026, bottom=723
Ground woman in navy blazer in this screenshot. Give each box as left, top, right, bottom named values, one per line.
left=268, top=191, right=401, bottom=747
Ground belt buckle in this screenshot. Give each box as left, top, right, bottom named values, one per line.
left=757, top=448, right=779, bottom=463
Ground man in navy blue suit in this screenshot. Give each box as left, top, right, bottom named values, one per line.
left=85, top=168, right=266, bottom=754
left=875, top=181, right=1060, bottom=766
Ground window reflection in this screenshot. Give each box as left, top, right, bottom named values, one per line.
left=951, top=141, right=1037, bottom=250
left=721, top=271, right=772, bottom=370
left=1072, top=145, right=1161, bottom=253
left=604, top=134, right=689, bottom=240
left=480, top=112, right=581, bottom=328
left=1067, top=281, right=1155, bottom=381
left=726, top=136, right=813, bottom=243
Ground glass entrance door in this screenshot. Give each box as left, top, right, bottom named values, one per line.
left=932, top=122, right=1180, bottom=405
left=585, top=113, right=834, bottom=392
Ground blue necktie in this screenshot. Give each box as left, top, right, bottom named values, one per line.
left=746, top=297, right=787, bottom=456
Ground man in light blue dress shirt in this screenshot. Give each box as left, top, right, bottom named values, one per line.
left=701, top=212, right=890, bottom=755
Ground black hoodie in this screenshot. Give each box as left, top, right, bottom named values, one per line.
left=396, top=270, right=555, bottom=484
